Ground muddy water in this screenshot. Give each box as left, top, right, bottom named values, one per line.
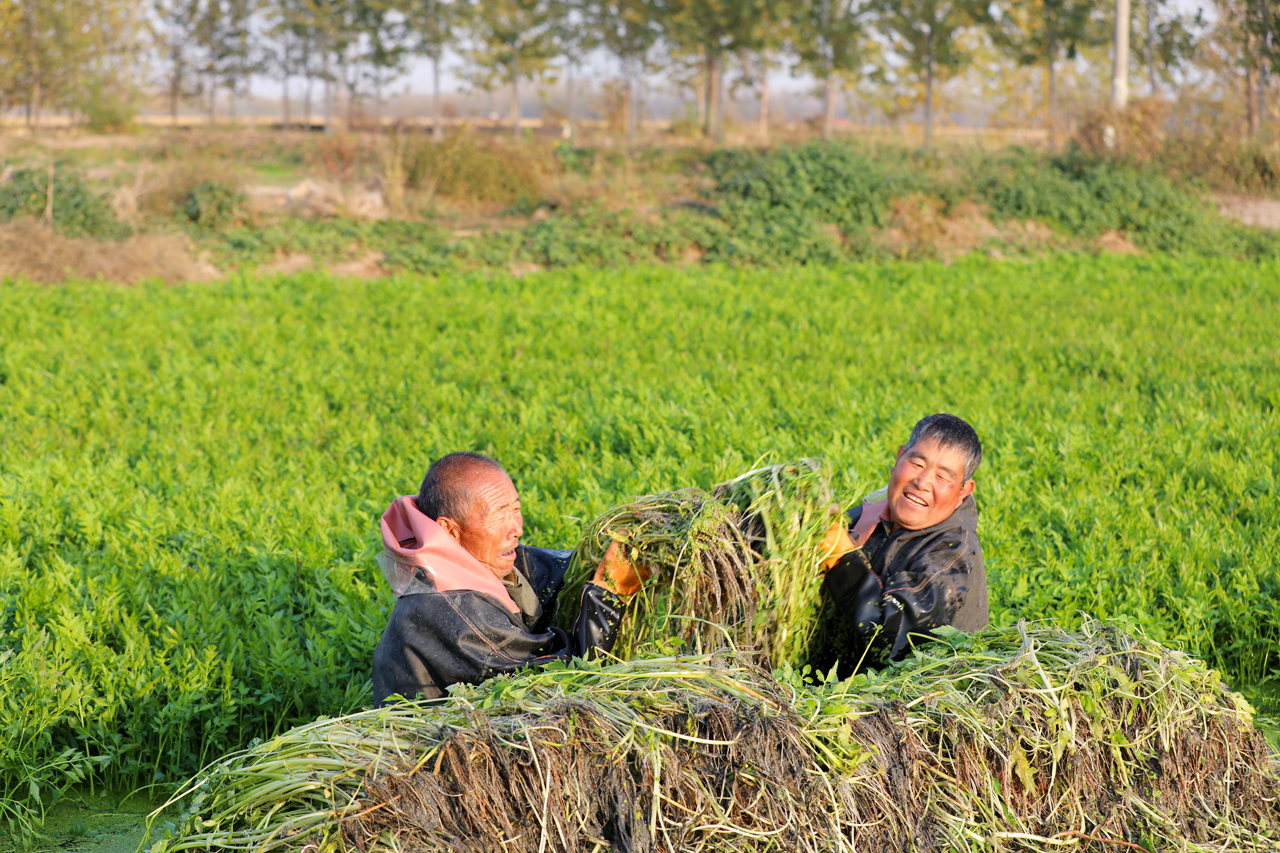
left=3, top=789, right=177, bottom=853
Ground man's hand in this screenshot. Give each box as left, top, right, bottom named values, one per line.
left=819, top=515, right=856, bottom=571
left=592, top=541, right=650, bottom=596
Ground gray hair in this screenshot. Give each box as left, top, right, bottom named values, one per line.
left=905, top=414, right=983, bottom=480
left=416, top=451, right=506, bottom=521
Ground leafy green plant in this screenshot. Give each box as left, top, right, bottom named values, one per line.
left=1, top=255, right=1278, bottom=842
left=552, top=142, right=595, bottom=176
left=181, top=181, right=245, bottom=230
left=0, top=167, right=130, bottom=239
left=76, top=76, right=139, bottom=134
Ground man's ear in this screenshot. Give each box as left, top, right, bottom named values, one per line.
left=437, top=516, right=464, bottom=542
left=960, top=479, right=976, bottom=501
left=895, top=444, right=906, bottom=460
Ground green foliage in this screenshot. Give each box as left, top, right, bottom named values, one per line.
left=181, top=181, right=245, bottom=230
left=709, top=142, right=922, bottom=234
left=553, top=142, right=595, bottom=176
left=183, top=142, right=1278, bottom=273
left=77, top=76, right=139, bottom=134
left=206, top=218, right=445, bottom=269
left=0, top=167, right=130, bottom=239
left=2, top=256, right=1278, bottom=842
left=701, top=143, right=1280, bottom=264
left=971, top=147, right=1270, bottom=257
left=515, top=206, right=726, bottom=267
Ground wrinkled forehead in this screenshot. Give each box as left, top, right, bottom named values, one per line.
left=904, top=436, right=970, bottom=476
left=461, top=465, right=520, bottom=518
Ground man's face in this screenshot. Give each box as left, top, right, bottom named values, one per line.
left=443, top=466, right=524, bottom=578
left=885, top=437, right=976, bottom=531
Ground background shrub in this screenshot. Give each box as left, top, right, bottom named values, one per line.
left=403, top=134, right=547, bottom=203
left=0, top=167, right=131, bottom=239
left=182, top=181, right=246, bottom=230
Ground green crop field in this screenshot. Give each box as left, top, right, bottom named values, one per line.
left=2, top=255, right=1279, bottom=841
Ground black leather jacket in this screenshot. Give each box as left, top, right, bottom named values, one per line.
left=372, top=545, right=624, bottom=706
left=815, top=495, right=987, bottom=671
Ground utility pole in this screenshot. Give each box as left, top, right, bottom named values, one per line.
left=1111, top=0, right=1130, bottom=110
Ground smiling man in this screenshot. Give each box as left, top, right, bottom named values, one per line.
left=816, top=413, right=987, bottom=667
left=371, top=452, right=642, bottom=706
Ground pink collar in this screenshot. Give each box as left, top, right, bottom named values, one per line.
left=378, top=496, right=520, bottom=614
left=851, top=498, right=890, bottom=548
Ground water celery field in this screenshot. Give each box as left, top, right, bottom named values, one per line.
left=2, top=255, right=1278, bottom=838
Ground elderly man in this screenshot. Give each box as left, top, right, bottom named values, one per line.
left=816, top=413, right=987, bottom=669
left=372, top=451, right=641, bottom=706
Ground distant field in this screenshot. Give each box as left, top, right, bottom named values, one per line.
left=2, top=255, right=1278, bottom=838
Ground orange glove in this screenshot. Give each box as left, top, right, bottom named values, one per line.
left=592, top=541, right=650, bottom=596
left=818, top=516, right=856, bottom=571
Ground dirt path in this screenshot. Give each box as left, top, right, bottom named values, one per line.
left=1216, top=195, right=1280, bottom=230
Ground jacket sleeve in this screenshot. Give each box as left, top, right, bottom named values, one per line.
left=825, top=526, right=978, bottom=663
left=379, top=583, right=625, bottom=702
left=514, top=545, right=574, bottom=632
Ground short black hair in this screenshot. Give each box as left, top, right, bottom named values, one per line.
left=904, top=414, right=983, bottom=480
left=416, top=452, right=506, bottom=521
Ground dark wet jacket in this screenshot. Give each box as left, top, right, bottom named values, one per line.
left=818, top=495, right=987, bottom=668
left=372, top=545, right=624, bottom=705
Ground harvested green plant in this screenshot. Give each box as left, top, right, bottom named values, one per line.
left=553, top=489, right=756, bottom=659
left=717, top=459, right=843, bottom=666
left=553, top=461, right=845, bottom=667
left=149, top=620, right=1280, bottom=853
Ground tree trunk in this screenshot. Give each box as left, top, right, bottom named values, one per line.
left=1261, top=0, right=1271, bottom=130
left=322, top=50, right=333, bottom=133
left=304, top=75, right=313, bottom=129
left=822, top=75, right=837, bottom=139
left=511, top=63, right=521, bottom=138
left=44, top=156, right=54, bottom=227
left=707, top=49, right=724, bottom=143
left=696, top=64, right=707, bottom=126
left=283, top=75, right=291, bottom=128
left=433, top=54, right=444, bottom=140
left=347, top=71, right=357, bottom=126
left=25, top=1, right=41, bottom=133
left=170, top=45, right=181, bottom=127
left=627, top=69, right=637, bottom=144
left=325, top=76, right=333, bottom=134
left=1246, top=42, right=1259, bottom=137
left=758, top=72, right=769, bottom=143
left=924, top=34, right=935, bottom=148
left=566, top=61, right=576, bottom=141
left=1111, top=0, right=1130, bottom=110
left=1047, top=56, right=1057, bottom=151
left=1145, top=0, right=1157, bottom=97
left=323, top=54, right=333, bottom=134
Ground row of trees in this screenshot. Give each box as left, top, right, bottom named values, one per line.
left=1, top=0, right=1278, bottom=144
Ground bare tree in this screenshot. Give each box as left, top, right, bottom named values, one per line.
left=870, top=0, right=986, bottom=147
left=792, top=0, right=868, bottom=139
left=596, top=0, right=662, bottom=143
left=405, top=0, right=463, bottom=139
left=662, top=0, right=777, bottom=143
left=989, top=0, right=1103, bottom=150
left=463, top=0, right=560, bottom=138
